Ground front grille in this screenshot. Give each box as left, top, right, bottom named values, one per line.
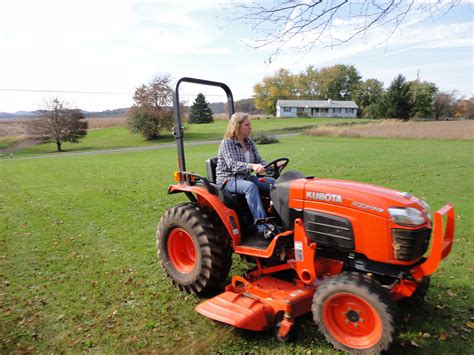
left=392, top=228, right=431, bottom=261
left=304, top=211, right=354, bottom=250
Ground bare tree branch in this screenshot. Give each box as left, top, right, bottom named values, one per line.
left=225, top=0, right=461, bottom=61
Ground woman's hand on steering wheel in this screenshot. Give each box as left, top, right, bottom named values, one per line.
left=251, top=163, right=266, bottom=174
left=259, top=158, right=289, bottom=179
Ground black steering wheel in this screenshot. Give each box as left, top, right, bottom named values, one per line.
left=259, top=158, right=289, bottom=179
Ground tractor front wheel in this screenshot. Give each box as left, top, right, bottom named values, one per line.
left=156, top=203, right=232, bottom=295
left=312, top=272, right=399, bottom=353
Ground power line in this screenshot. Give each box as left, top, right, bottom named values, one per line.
left=0, top=88, right=131, bottom=95
left=0, top=88, right=254, bottom=97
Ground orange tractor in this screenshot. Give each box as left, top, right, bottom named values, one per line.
left=156, top=78, right=455, bottom=353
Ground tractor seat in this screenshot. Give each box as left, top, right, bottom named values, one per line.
left=205, top=157, right=248, bottom=210
left=206, top=157, right=219, bottom=184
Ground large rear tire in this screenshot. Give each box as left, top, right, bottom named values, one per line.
left=156, top=203, right=232, bottom=295
left=312, top=272, right=399, bottom=354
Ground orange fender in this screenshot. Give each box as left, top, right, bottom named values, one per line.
left=168, top=183, right=241, bottom=245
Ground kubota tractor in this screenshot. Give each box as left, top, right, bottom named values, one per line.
left=156, top=78, right=455, bottom=353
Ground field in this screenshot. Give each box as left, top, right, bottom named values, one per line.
left=1, top=132, right=473, bottom=353
left=1, top=117, right=368, bottom=156
left=308, top=120, right=474, bottom=140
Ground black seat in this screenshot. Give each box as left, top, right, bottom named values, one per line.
left=206, top=157, right=218, bottom=184
left=205, top=157, right=251, bottom=214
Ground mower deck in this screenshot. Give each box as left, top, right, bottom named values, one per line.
left=195, top=276, right=315, bottom=332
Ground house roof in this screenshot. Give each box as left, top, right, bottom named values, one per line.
left=277, top=99, right=358, bottom=109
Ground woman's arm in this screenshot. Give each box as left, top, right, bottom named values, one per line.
left=248, top=138, right=267, bottom=165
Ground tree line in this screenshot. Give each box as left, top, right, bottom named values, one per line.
left=26, top=69, right=472, bottom=149
left=253, top=64, right=472, bottom=120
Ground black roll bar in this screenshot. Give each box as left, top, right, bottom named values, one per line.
left=172, top=77, right=235, bottom=174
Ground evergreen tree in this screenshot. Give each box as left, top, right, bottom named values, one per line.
left=189, top=93, right=214, bottom=123
left=385, top=74, right=413, bottom=120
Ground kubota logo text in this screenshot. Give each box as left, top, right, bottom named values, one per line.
left=306, top=191, right=343, bottom=203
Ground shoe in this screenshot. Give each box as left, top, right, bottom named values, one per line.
left=263, top=224, right=276, bottom=239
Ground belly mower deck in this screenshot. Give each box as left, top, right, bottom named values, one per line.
left=195, top=276, right=315, bottom=338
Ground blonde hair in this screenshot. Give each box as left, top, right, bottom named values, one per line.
left=224, top=112, right=250, bottom=139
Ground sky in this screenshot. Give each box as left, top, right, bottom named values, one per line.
left=0, top=0, right=472, bottom=113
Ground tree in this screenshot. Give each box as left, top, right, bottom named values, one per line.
left=227, top=1, right=460, bottom=61
left=453, top=97, right=474, bottom=120
left=353, top=79, right=385, bottom=118
left=409, top=80, right=438, bottom=118
left=385, top=74, right=412, bottom=120
left=254, top=68, right=298, bottom=115
left=29, top=98, right=87, bottom=152
left=127, top=74, right=173, bottom=140
left=296, top=65, right=321, bottom=99
left=188, top=93, right=214, bottom=124
left=318, top=64, right=361, bottom=101
left=235, top=98, right=258, bottom=113
left=432, top=92, right=455, bottom=120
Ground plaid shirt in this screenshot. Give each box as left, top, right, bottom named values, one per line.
left=216, top=137, right=267, bottom=185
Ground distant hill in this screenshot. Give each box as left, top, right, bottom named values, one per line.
left=209, top=102, right=225, bottom=114
left=0, top=100, right=259, bottom=121
left=82, top=108, right=130, bottom=118
left=0, top=110, right=43, bottom=119
left=0, top=108, right=130, bottom=120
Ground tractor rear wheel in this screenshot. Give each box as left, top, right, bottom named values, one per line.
left=156, top=203, right=232, bottom=295
left=312, top=272, right=399, bottom=353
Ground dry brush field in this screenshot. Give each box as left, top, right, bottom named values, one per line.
left=307, top=119, right=474, bottom=140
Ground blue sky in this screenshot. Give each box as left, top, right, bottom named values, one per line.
left=0, top=0, right=472, bottom=112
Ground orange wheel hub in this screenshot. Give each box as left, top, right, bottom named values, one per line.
left=323, top=293, right=382, bottom=349
left=167, top=228, right=196, bottom=273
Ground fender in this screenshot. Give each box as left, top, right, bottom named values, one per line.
left=168, top=183, right=241, bottom=245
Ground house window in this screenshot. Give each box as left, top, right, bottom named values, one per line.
left=313, top=108, right=319, bottom=113
left=283, top=107, right=291, bottom=112
left=297, top=107, right=304, bottom=113
left=333, top=108, right=341, bottom=113
left=341, top=108, right=346, bottom=113
left=347, top=108, right=354, bottom=113
left=321, top=108, right=328, bottom=113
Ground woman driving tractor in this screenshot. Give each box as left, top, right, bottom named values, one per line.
left=215, top=112, right=275, bottom=238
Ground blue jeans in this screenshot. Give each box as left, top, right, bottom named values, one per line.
left=224, top=176, right=276, bottom=233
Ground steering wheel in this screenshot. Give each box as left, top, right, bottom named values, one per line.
left=259, top=158, right=289, bottom=179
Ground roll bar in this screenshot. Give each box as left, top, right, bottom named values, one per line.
left=172, top=77, right=235, bottom=173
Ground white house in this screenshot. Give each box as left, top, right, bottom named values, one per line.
left=276, top=99, right=358, bottom=118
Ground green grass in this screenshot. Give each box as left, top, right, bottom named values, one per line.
left=1, top=135, right=473, bottom=353
left=0, top=137, right=22, bottom=150
left=12, top=117, right=370, bottom=156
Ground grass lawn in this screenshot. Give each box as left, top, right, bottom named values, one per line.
left=1, top=135, right=473, bottom=353
left=0, top=137, right=22, bottom=150
left=11, top=117, right=370, bottom=156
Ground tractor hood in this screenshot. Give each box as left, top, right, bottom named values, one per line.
left=302, top=178, right=424, bottom=217
left=271, top=171, right=430, bottom=231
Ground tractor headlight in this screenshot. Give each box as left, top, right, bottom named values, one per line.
left=388, top=207, right=426, bottom=227
left=420, top=199, right=432, bottom=222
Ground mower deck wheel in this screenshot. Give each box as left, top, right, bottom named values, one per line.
left=312, top=272, right=399, bottom=353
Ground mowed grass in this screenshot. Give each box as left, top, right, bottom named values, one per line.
left=11, top=117, right=369, bottom=156
left=1, top=135, right=473, bottom=353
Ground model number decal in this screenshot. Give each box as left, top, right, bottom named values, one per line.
left=351, top=201, right=384, bottom=213
left=294, top=241, right=303, bottom=261
left=306, top=191, right=343, bottom=203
